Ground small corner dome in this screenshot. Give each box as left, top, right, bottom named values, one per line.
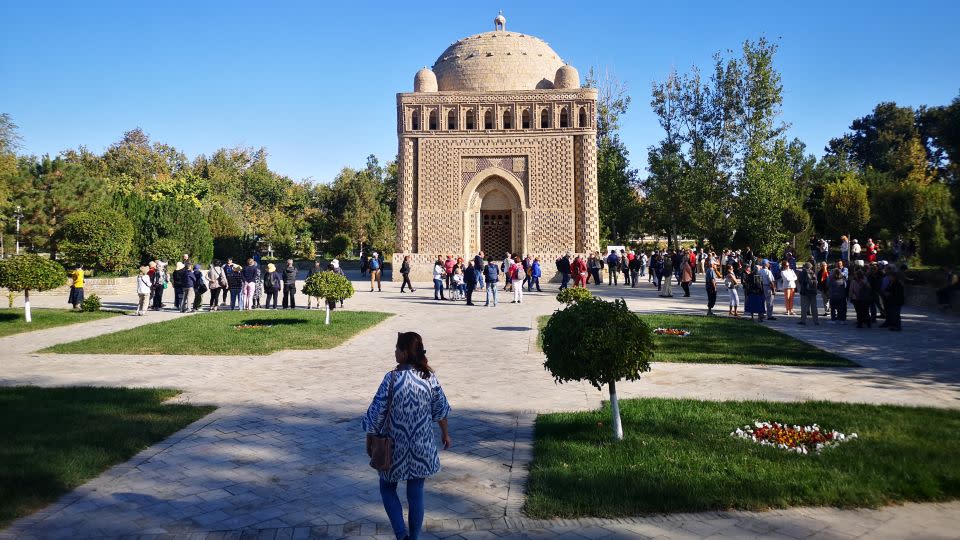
left=554, top=64, right=580, bottom=89
left=414, top=67, right=438, bottom=92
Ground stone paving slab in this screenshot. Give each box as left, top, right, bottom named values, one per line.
left=1, top=271, right=959, bottom=538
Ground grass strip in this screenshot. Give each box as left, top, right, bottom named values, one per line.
left=0, top=308, right=117, bottom=338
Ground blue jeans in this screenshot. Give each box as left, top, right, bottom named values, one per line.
left=380, top=477, right=424, bottom=540
left=476, top=268, right=484, bottom=289
left=560, top=272, right=570, bottom=290
left=433, top=278, right=445, bottom=300
left=229, top=288, right=240, bottom=309
left=486, top=283, right=498, bottom=306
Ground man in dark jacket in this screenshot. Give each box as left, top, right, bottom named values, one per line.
left=556, top=253, right=571, bottom=290
left=797, top=262, right=819, bottom=325
left=181, top=263, right=197, bottom=312
left=172, top=263, right=186, bottom=310
left=464, top=261, right=477, bottom=305
left=282, top=259, right=298, bottom=309
left=883, top=268, right=905, bottom=331
left=606, top=250, right=619, bottom=286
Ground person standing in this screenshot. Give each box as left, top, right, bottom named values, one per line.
left=840, top=235, right=850, bottom=264
left=369, top=252, right=383, bottom=292
left=680, top=258, right=693, bottom=297
left=779, top=261, right=798, bottom=316
left=181, top=262, right=197, bottom=313
left=473, top=251, right=485, bottom=290
left=193, top=264, right=208, bottom=311
left=432, top=256, right=445, bottom=301
left=136, top=266, right=151, bottom=316
left=724, top=264, right=740, bottom=317
left=849, top=270, right=873, bottom=328
left=400, top=255, right=414, bottom=293
left=305, top=260, right=322, bottom=308
left=151, top=261, right=168, bottom=310
left=241, top=258, right=258, bottom=310
left=253, top=264, right=264, bottom=309
left=620, top=249, right=631, bottom=286
left=829, top=268, right=848, bottom=323
left=629, top=254, right=642, bottom=288
left=484, top=257, right=500, bottom=307
left=530, top=257, right=542, bottom=292
left=67, top=265, right=85, bottom=310
left=797, top=262, right=820, bottom=326
left=660, top=255, right=674, bottom=297
left=883, top=267, right=904, bottom=331
left=760, top=260, right=777, bottom=320
left=207, top=260, right=224, bottom=311
left=704, top=261, right=718, bottom=316
left=571, top=255, right=586, bottom=288
left=363, top=332, right=451, bottom=540
left=464, top=261, right=477, bottom=305
left=226, top=263, right=243, bottom=310
left=606, top=250, right=620, bottom=286
left=171, top=262, right=185, bottom=311
left=556, top=253, right=571, bottom=291
left=817, top=262, right=831, bottom=316
left=281, top=259, right=297, bottom=308
left=263, top=263, right=281, bottom=309
left=510, top=257, right=524, bottom=303
left=744, top=265, right=765, bottom=322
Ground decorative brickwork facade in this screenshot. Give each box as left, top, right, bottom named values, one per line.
left=394, top=15, right=599, bottom=281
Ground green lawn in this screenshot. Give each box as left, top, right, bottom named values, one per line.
left=44, top=309, right=392, bottom=355
left=0, top=308, right=118, bottom=338
left=526, top=398, right=960, bottom=517
left=0, top=386, right=215, bottom=527
left=538, top=313, right=855, bottom=367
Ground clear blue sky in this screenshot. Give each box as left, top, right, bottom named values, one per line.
left=2, top=1, right=958, bottom=183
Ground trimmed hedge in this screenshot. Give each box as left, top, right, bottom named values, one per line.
left=58, top=209, right=134, bottom=272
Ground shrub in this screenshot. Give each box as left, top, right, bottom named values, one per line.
left=147, top=238, right=182, bottom=263
left=117, top=196, right=214, bottom=265
left=58, top=209, right=134, bottom=272
left=556, top=287, right=592, bottom=305
left=81, top=294, right=102, bottom=312
left=542, top=298, right=655, bottom=440
left=0, top=254, right=67, bottom=322
left=328, top=233, right=352, bottom=258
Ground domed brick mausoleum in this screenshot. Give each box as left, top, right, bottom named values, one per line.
left=393, top=13, right=599, bottom=281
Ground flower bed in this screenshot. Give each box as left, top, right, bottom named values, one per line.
left=732, top=421, right=857, bottom=454
left=234, top=324, right=274, bottom=330
left=653, top=327, right=690, bottom=337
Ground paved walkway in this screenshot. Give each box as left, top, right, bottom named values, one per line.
left=1, top=273, right=958, bottom=539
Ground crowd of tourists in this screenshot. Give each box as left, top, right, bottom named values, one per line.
left=130, top=254, right=347, bottom=316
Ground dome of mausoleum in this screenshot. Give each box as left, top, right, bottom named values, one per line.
left=554, top=64, right=580, bottom=89
left=431, top=14, right=567, bottom=92
left=414, top=67, right=438, bottom=92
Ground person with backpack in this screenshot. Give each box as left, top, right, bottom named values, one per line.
left=660, top=255, right=674, bottom=297
left=510, top=256, right=524, bottom=303
left=797, top=262, right=820, bottom=326
left=744, top=264, right=765, bottom=322
left=370, top=252, right=383, bottom=292
left=263, top=263, right=282, bottom=309
left=192, top=264, right=208, bottom=311
left=484, top=257, right=500, bottom=307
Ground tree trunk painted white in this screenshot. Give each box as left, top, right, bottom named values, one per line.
left=24, top=290, right=31, bottom=323
left=324, top=303, right=330, bottom=325
left=609, top=379, right=623, bottom=441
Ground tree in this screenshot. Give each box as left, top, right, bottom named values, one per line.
left=823, top=172, right=871, bottom=236
left=327, top=233, right=352, bottom=258
left=781, top=202, right=811, bottom=247
left=556, top=286, right=592, bottom=305
left=541, top=298, right=654, bottom=440
left=57, top=209, right=134, bottom=272
left=147, top=238, right=183, bottom=263
left=117, top=196, right=213, bottom=264
left=302, top=271, right=355, bottom=325
left=0, top=254, right=66, bottom=322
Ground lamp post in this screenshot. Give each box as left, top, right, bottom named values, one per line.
left=14, top=205, right=23, bottom=255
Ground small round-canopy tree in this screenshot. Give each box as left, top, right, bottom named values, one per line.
left=0, top=254, right=67, bottom=322
left=328, top=233, right=352, bottom=258
left=541, top=298, right=654, bottom=440
left=302, top=271, right=355, bottom=325
left=781, top=202, right=811, bottom=248
left=58, top=208, right=134, bottom=272
left=147, top=238, right=183, bottom=263
left=823, top=173, right=870, bottom=236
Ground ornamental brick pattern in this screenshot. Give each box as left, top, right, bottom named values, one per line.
left=393, top=16, right=599, bottom=282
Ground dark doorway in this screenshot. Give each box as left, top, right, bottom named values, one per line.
left=481, top=210, right=512, bottom=256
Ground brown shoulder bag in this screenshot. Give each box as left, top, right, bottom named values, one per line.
left=365, top=371, right=395, bottom=472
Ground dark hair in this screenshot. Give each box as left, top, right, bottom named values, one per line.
left=396, top=331, right=432, bottom=380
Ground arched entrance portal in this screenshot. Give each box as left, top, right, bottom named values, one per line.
left=463, top=173, right=526, bottom=257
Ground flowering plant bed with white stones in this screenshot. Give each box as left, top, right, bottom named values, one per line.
left=732, top=421, right=858, bottom=454
left=653, top=327, right=690, bottom=337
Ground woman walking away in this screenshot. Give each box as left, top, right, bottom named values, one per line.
left=849, top=270, right=873, bottom=328
left=264, top=263, right=282, bottom=309
left=136, top=266, right=151, bottom=315
left=724, top=264, right=740, bottom=317
left=797, top=262, right=820, bottom=326
left=192, top=264, right=207, bottom=312
left=68, top=265, right=85, bottom=310
left=400, top=255, right=414, bottom=293
left=779, top=260, right=797, bottom=315
left=172, top=261, right=185, bottom=310
left=829, top=268, right=848, bottom=323
left=226, top=264, right=243, bottom=310
left=817, top=262, right=830, bottom=316
left=363, top=332, right=451, bottom=540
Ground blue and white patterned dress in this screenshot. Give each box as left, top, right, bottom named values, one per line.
left=362, top=366, right=451, bottom=483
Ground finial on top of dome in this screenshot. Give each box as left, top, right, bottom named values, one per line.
left=494, top=10, right=506, bottom=31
